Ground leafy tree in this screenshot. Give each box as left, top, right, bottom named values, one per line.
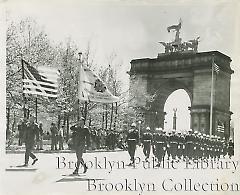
left=6, top=17, right=59, bottom=136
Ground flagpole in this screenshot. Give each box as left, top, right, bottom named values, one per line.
left=35, top=97, right=38, bottom=122
left=84, top=101, right=88, bottom=125
left=21, top=59, right=27, bottom=119
left=78, top=52, right=82, bottom=121
left=77, top=99, right=80, bottom=121
left=209, top=55, right=215, bottom=136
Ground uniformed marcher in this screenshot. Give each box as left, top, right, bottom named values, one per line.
left=202, top=134, right=207, bottom=160
left=216, top=136, right=221, bottom=160
left=185, top=129, right=194, bottom=161
left=70, top=117, right=90, bottom=175
left=153, top=128, right=167, bottom=166
left=142, top=127, right=153, bottom=161
left=23, top=116, right=39, bottom=166
left=196, top=132, right=202, bottom=159
left=191, top=131, right=198, bottom=160
left=126, top=123, right=139, bottom=165
left=205, top=135, right=211, bottom=160
left=169, top=130, right=178, bottom=160
left=177, top=131, right=184, bottom=161
left=166, top=132, right=171, bottom=160
left=222, top=137, right=228, bottom=158
left=181, top=132, right=187, bottom=160
left=228, top=138, right=234, bottom=159
left=215, top=136, right=219, bottom=160
left=209, top=135, right=215, bottom=160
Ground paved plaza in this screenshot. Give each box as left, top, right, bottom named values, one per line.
left=1, top=147, right=240, bottom=195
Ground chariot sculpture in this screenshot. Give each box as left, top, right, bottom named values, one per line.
left=159, top=19, right=200, bottom=53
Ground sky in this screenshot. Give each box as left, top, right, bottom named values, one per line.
left=164, top=89, right=191, bottom=131
left=2, top=0, right=240, bottom=130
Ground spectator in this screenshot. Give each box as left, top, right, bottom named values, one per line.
left=36, top=123, right=44, bottom=150
left=58, top=125, right=64, bottom=150
left=17, top=119, right=23, bottom=146
left=50, top=123, right=58, bottom=150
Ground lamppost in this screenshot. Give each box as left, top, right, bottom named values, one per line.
left=77, top=52, right=82, bottom=121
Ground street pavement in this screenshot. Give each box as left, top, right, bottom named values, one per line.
left=1, top=147, right=240, bottom=195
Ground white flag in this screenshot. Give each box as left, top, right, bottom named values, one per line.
left=78, top=64, right=119, bottom=103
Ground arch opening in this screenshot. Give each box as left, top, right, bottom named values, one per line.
left=163, top=89, right=191, bottom=131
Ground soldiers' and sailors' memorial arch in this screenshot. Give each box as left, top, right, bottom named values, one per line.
left=128, top=20, right=234, bottom=138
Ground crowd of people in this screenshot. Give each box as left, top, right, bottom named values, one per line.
left=126, top=123, right=235, bottom=166
left=12, top=117, right=234, bottom=173
left=16, top=118, right=127, bottom=151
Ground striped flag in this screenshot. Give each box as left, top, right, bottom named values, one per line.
left=78, top=64, right=119, bottom=103
left=213, top=63, right=220, bottom=74
left=22, top=60, right=59, bottom=98
left=217, top=121, right=225, bottom=133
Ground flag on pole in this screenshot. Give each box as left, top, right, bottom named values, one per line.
left=213, top=63, right=220, bottom=74
left=22, top=60, right=59, bottom=98
left=216, top=121, right=225, bottom=133
left=78, top=64, right=119, bottom=103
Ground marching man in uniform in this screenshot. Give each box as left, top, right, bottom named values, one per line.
left=23, top=116, right=39, bottom=167
left=142, top=127, right=153, bottom=162
left=228, top=138, right=234, bottom=159
left=176, top=131, right=184, bottom=161
left=153, top=128, right=167, bottom=166
left=185, top=129, right=194, bottom=161
left=70, top=117, right=90, bottom=175
left=169, top=130, right=178, bottom=160
left=126, top=123, right=139, bottom=166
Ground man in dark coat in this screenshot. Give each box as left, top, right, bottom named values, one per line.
left=18, top=119, right=27, bottom=146
left=23, top=116, right=39, bottom=166
left=126, top=123, right=139, bottom=166
left=70, top=117, right=90, bottom=175
left=50, top=123, right=58, bottom=150
left=36, top=122, right=44, bottom=150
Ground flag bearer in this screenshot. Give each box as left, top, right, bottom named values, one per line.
left=23, top=116, right=39, bottom=166
left=70, top=117, right=90, bottom=175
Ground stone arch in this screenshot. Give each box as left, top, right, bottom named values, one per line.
left=147, top=79, right=193, bottom=129
left=163, top=89, right=191, bottom=130
left=129, top=51, right=233, bottom=136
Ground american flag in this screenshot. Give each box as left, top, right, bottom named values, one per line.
left=22, top=60, right=59, bottom=98
left=213, top=63, right=220, bottom=74
left=216, top=121, right=225, bottom=133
